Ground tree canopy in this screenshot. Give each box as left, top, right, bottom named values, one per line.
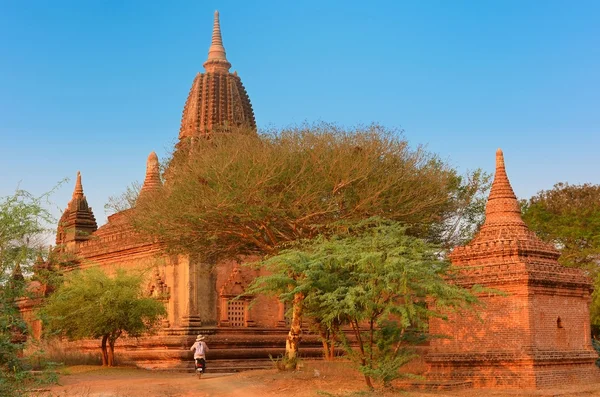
left=521, top=182, right=600, bottom=271
left=132, top=124, right=489, bottom=261
left=42, top=267, right=166, bottom=366
left=245, top=220, right=481, bottom=389
left=0, top=189, right=53, bottom=396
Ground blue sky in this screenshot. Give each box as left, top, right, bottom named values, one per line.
left=1, top=0, right=599, bottom=226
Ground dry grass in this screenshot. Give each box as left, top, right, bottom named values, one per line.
left=25, top=339, right=102, bottom=369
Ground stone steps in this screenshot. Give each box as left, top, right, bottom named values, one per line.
left=150, top=358, right=275, bottom=373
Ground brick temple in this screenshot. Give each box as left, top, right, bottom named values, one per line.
left=19, top=11, right=599, bottom=385
left=427, top=149, right=598, bottom=387
left=21, top=11, right=321, bottom=370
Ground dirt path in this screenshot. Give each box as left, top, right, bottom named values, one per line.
left=35, top=365, right=600, bottom=397
left=37, top=368, right=266, bottom=397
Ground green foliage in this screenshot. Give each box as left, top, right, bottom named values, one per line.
left=0, top=189, right=54, bottom=396
left=438, top=168, right=492, bottom=247
left=269, top=353, right=300, bottom=371
left=42, top=267, right=166, bottom=366
left=521, top=182, right=600, bottom=271
left=132, top=123, right=489, bottom=261
left=247, top=219, right=480, bottom=389
left=0, top=189, right=53, bottom=275
left=591, top=337, right=600, bottom=368
left=591, top=272, right=600, bottom=333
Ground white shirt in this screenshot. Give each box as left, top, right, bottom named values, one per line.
left=190, top=341, right=209, bottom=359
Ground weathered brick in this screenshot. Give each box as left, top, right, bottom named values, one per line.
left=427, top=149, right=599, bottom=388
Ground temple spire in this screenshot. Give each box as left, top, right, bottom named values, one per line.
left=178, top=11, right=255, bottom=140
left=204, top=10, right=231, bottom=72
left=140, top=152, right=162, bottom=195
left=482, top=149, right=525, bottom=226
left=73, top=171, right=84, bottom=199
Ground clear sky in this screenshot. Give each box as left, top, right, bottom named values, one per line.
left=1, top=0, right=599, bottom=226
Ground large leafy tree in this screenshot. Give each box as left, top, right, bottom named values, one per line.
left=521, top=182, right=600, bottom=330
left=521, top=182, right=600, bottom=271
left=42, top=267, right=166, bottom=366
left=246, top=220, right=481, bottom=389
left=132, top=124, right=489, bottom=261
left=0, top=189, right=53, bottom=396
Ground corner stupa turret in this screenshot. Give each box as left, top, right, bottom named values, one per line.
left=55, top=171, right=98, bottom=248
left=139, top=152, right=162, bottom=199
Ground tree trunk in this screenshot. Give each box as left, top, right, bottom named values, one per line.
left=328, top=337, right=335, bottom=360
left=108, top=338, right=116, bottom=367
left=101, top=335, right=109, bottom=367
left=319, top=328, right=336, bottom=360
left=320, top=329, right=331, bottom=360
left=107, top=331, right=121, bottom=367
left=351, top=319, right=373, bottom=390
left=285, top=292, right=304, bottom=361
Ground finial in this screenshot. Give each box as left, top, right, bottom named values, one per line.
left=73, top=171, right=84, bottom=199
left=207, top=10, right=227, bottom=61
left=204, top=10, right=231, bottom=72
left=496, top=148, right=505, bottom=169
left=147, top=151, right=158, bottom=167
left=483, top=148, right=524, bottom=226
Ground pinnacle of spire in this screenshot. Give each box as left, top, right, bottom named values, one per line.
left=12, top=262, right=24, bottom=281
left=204, top=10, right=231, bottom=73
left=141, top=151, right=162, bottom=193
left=73, top=171, right=84, bottom=199
left=482, top=148, right=525, bottom=226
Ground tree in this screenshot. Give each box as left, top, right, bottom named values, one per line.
left=105, top=181, right=141, bottom=215
left=131, top=123, right=489, bottom=262
left=0, top=189, right=53, bottom=396
left=521, top=182, right=600, bottom=331
left=521, top=182, right=600, bottom=271
left=246, top=220, right=481, bottom=389
left=42, top=267, right=166, bottom=366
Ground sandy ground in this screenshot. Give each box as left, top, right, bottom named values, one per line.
left=33, top=363, right=600, bottom=397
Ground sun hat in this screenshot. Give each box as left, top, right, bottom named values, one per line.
left=196, top=335, right=205, bottom=341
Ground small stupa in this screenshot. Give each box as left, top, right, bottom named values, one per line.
left=427, top=149, right=598, bottom=388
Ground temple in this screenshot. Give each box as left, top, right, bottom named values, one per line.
left=427, top=149, right=598, bottom=388
left=19, top=11, right=599, bottom=384
left=24, top=11, right=311, bottom=370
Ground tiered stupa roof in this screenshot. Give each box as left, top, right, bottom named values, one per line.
left=56, top=172, right=98, bottom=246
left=450, top=149, right=560, bottom=265
left=178, top=11, right=256, bottom=141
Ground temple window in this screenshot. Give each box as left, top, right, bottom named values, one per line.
left=219, top=265, right=255, bottom=327
left=557, top=317, right=563, bottom=328
left=227, top=299, right=246, bottom=327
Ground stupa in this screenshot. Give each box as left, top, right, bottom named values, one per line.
left=55, top=171, right=98, bottom=250
left=427, top=149, right=598, bottom=388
